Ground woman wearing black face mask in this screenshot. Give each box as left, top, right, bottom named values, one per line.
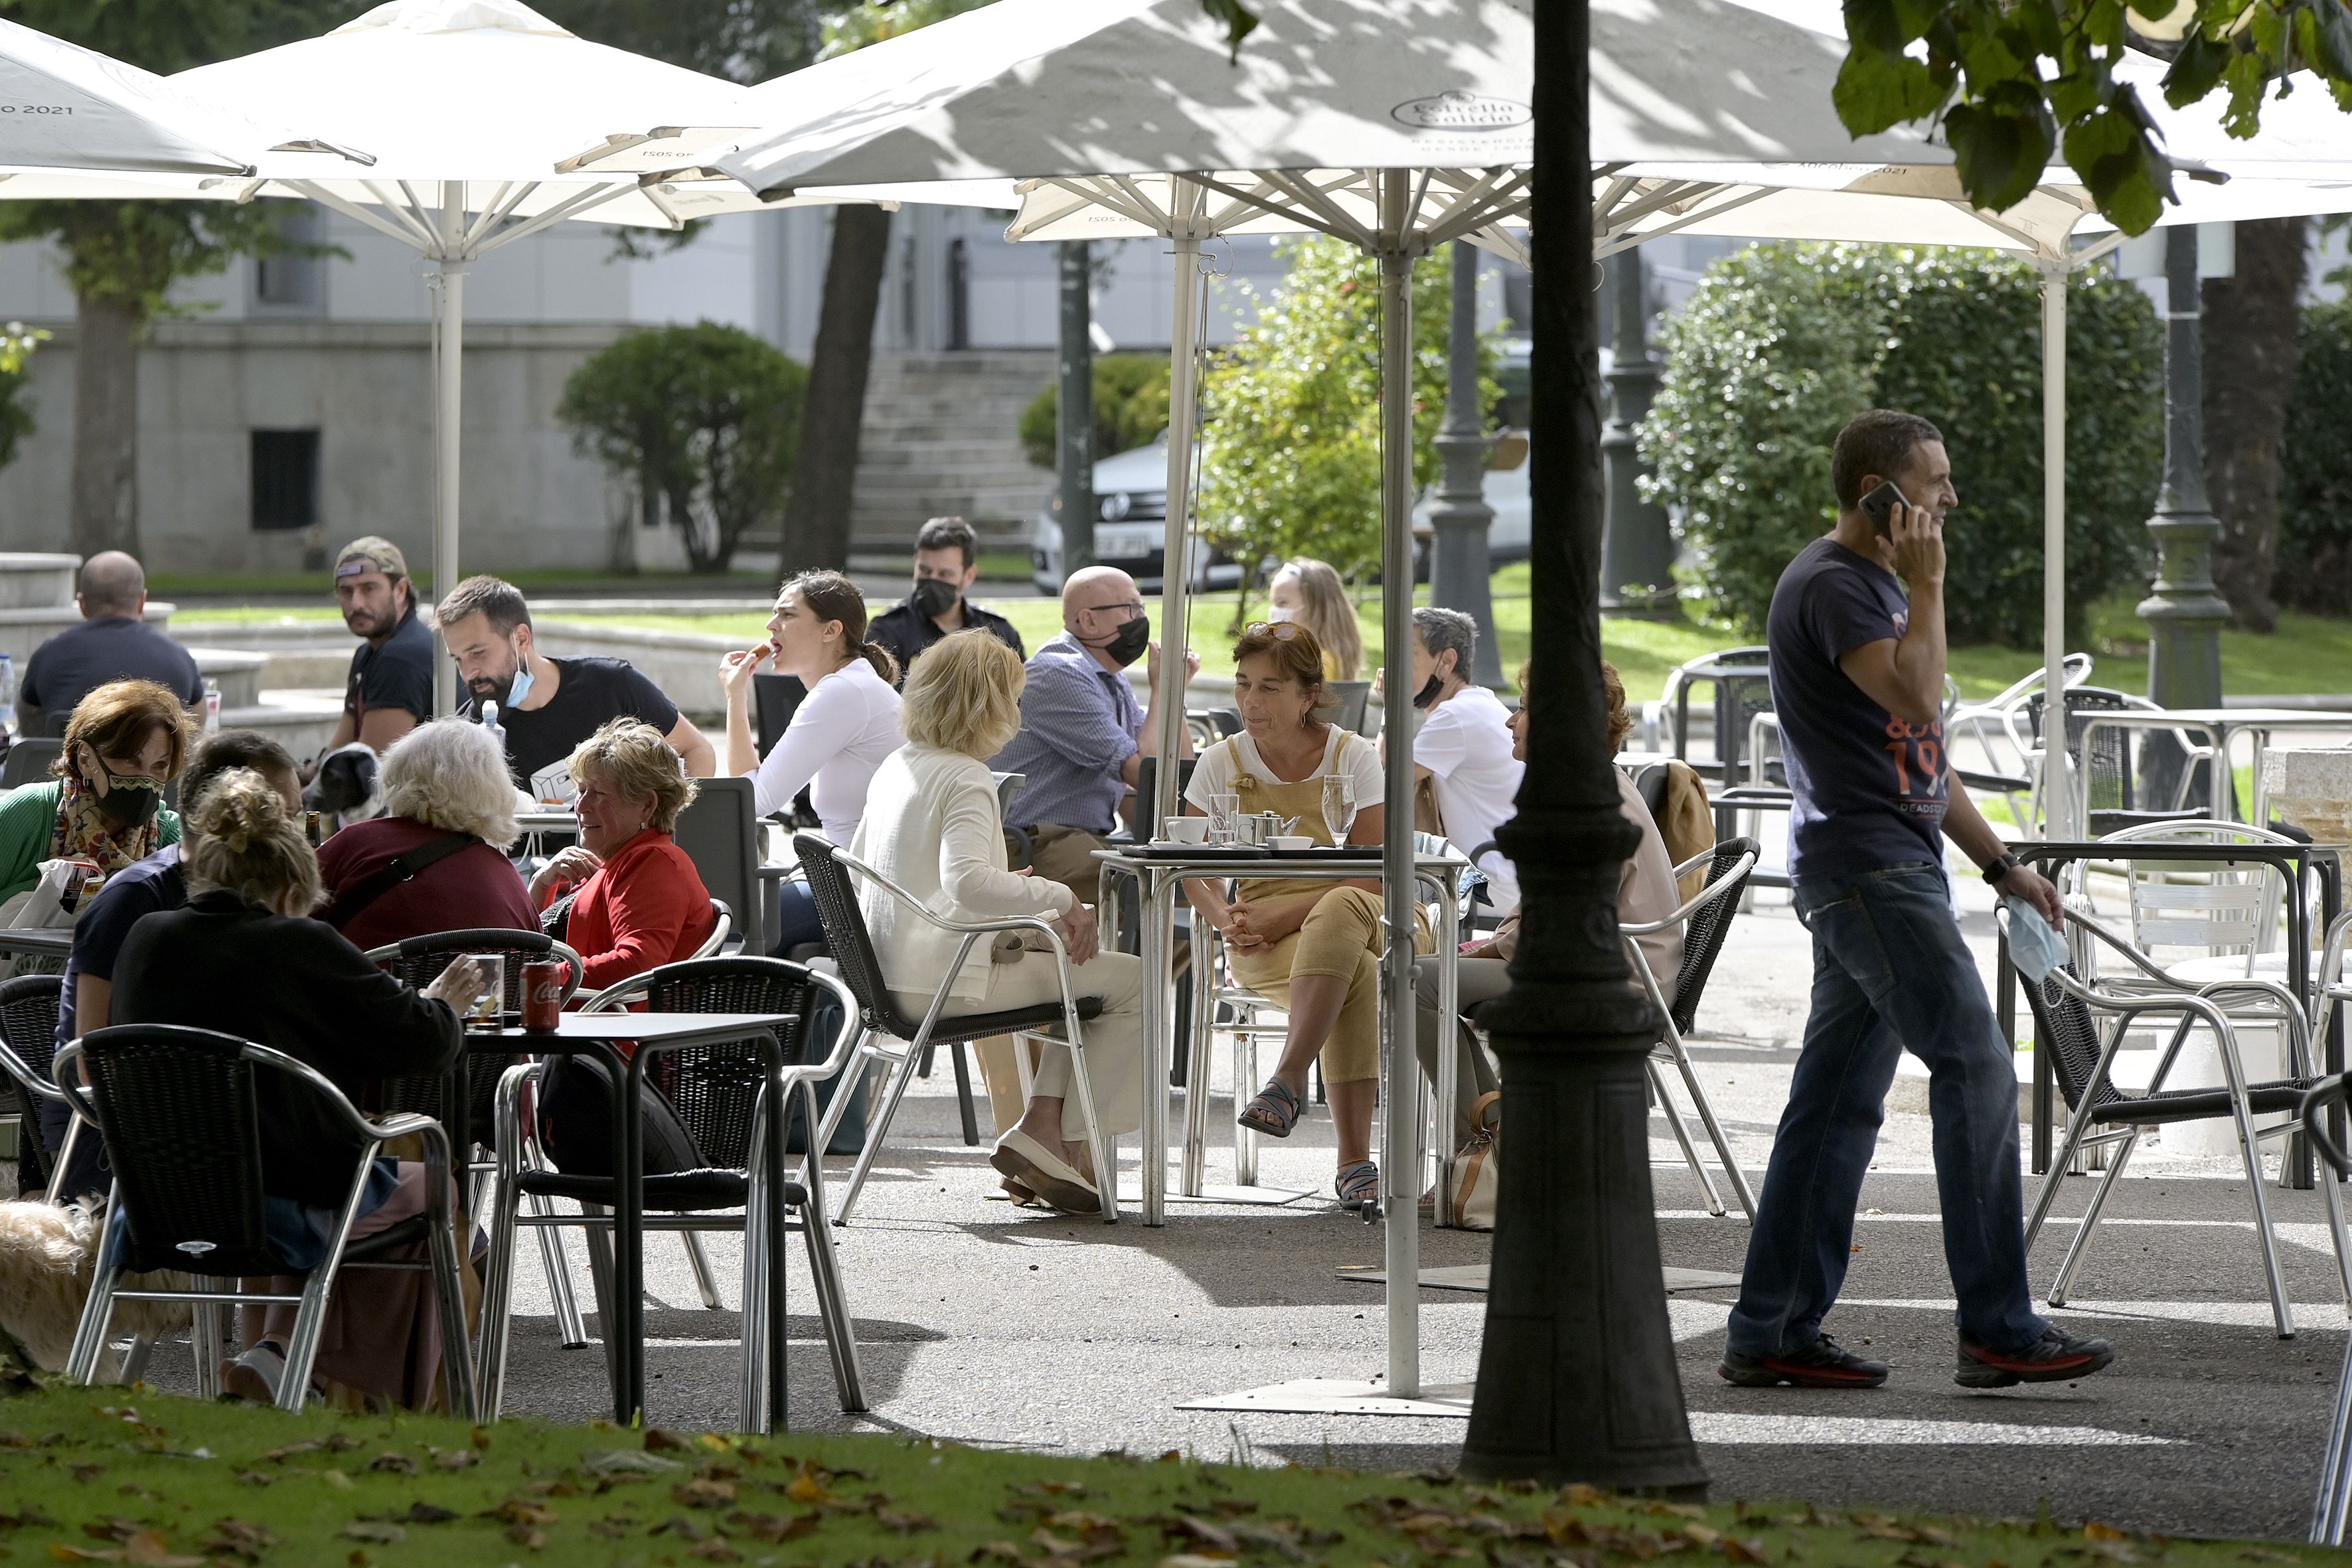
left=0, top=678, right=192, bottom=903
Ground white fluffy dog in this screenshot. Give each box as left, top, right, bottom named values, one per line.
left=0, top=1199, right=190, bottom=1375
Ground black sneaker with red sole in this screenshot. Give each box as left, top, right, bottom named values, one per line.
left=1718, top=1334, right=1889, bottom=1389
left=1954, top=1326, right=2114, bottom=1388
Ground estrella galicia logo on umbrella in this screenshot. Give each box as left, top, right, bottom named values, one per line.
left=1391, top=91, right=1530, bottom=131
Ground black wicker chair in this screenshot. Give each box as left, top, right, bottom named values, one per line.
left=0, top=975, right=67, bottom=1198
left=2013, top=904, right=2346, bottom=1340
left=477, top=956, right=864, bottom=1431
left=365, top=930, right=585, bottom=1144
left=795, top=833, right=1111, bottom=1225
left=1620, top=837, right=1760, bottom=1219
left=58, top=1025, right=476, bottom=1417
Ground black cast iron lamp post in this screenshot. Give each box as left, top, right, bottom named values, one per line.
left=1429, top=238, right=1505, bottom=688
left=1459, top=0, right=1707, bottom=1492
left=1599, top=247, right=1675, bottom=617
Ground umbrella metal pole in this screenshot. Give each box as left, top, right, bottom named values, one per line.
left=2039, top=259, right=2069, bottom=838
left=1377, top=169, right=1421, bottom=1398
left=1147, top=185, right=1205, bottom=1227
left=433, top=186, right=467, bottom=719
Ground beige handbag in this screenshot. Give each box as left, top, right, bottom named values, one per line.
left=1450, top=1091, right=1502, bottom=1231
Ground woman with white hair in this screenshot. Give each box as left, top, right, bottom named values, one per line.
left=315, top=718, right=536, bottom=949
left=854, top=630, right=1143, bottom=1214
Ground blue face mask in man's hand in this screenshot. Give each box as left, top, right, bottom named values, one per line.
left=2004, top=894, right=2069, bottom=983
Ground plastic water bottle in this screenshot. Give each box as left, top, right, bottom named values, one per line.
left=481, top=700, right=505, bottom=756
left=201, top=678, right=220, bottom=736
left=0, top=653, right=17, bottom=737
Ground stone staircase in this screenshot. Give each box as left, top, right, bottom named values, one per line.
left=848, top=351, right=1058, bottom=550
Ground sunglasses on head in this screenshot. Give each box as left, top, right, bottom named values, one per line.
left=1244, top=621, right=1306, bottom=640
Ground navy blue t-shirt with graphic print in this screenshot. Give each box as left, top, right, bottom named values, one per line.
left=1766, top=536, right=1948, bottom=883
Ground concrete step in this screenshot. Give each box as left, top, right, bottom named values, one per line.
left=189, top=648, right=266, bottom=709
left=224, top=690, right=343, bottom=765
left=0, top=554, right=78, bottom=611
left=173, top=621, right=354, bottom=692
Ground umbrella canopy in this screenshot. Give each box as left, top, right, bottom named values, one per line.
left=0, top=15, right=370, bottom=177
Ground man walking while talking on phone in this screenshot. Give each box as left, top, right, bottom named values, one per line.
left=1719, top=410, right=2115, bottom=1391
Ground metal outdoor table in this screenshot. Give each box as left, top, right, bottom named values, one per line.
left=1091, top=844, right=1464, bottom=1219
left=463, top=1009, right=797, bottom=1428
left=2001, top=839, right=2344, bottom=1188
left=0, top=929, right=72, bottom=959
left=2075, top=708, right=2352, bottom=824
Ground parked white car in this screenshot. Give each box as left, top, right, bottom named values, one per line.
left=1031, top=437, right=1240, bottom=591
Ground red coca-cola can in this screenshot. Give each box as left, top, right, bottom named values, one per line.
left=522, top=959, right=565, bottom=1033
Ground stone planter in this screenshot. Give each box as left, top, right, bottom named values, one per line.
left=2260, top=747, right=2352, bottom=842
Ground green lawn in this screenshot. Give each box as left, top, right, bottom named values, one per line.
left=0, top=1383, right=2321, bottom=1568
left=170, top=576, right=2352, bottom=706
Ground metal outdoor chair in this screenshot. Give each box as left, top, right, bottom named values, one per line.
left=1322, top=680, right=1372, bottom=736
left=477, top=955, right=864, bottom=1430
left=2022, top=686, right=2217, bottom=836
left=1624, top=837, right=1760, bottom=1220
left=367, top=929, right=586, bottom=1146
left=58, top=1025, right=478, bottom=1417
left=2011, top=905, right=2347, bottom=1340
left=1660, top=647, right=1771, bottom=781
left=0, top=975, right=69, bottom=1198
left=2298, top=1075, right=2352, bottom=1544
left=0, top=739, right=59, bottom=791
left=1948, top=654, right=2094, bottom=822
left=676, top=778, right=761, bottom=955
left=794, top=833, right=1115, bottom=1225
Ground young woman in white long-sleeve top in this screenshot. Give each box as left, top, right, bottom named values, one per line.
left=720, top=570, right=905, bottom=953
left=848, top=629, right=1143, bottom=1214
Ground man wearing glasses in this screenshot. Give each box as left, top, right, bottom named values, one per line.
left=992, top=565, right=1196, bottom=905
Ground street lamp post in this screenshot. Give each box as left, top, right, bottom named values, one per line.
left=2138, top=223, right=2227, bottom=807
left=1058, top=239, right=1096, bottom=578
left=1458, top=0, right=1707, bottom=1494
left=1599, top=248, right=1676, bottom=618
left=1429, top=238, right=1505, bottom=687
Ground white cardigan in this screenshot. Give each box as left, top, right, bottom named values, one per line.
left=848, top=743, right=1073, bottom=1002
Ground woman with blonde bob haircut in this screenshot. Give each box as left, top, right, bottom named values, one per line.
left=316, top=720, right=537, bottom=949
left=851, top=630, right=1144, bottom=1214
left=528, top=719, right=714, bottom=994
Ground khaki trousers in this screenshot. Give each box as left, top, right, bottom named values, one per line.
left=1225, top=886, right=1432, bottom=1085
left=896, top=949, right=1144, bottom=1142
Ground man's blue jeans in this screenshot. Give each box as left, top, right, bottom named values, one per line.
left=1725, top=861, right=2047, bottom=1357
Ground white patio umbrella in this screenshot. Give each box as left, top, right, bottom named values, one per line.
left=0, top=15, right=371, bottom=177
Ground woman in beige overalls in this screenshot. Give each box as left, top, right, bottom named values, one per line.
left=1181, top=621, right=1430, bottom=1210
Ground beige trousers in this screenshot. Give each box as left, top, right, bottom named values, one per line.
left=896, top=947, right=1144, bottom=1141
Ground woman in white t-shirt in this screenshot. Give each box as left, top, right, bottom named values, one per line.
left=1403, top=607, right=1525, bottom=913
left=1181, top=621, right=1428, bottom=1212
left=720, top=570, right=905, bottom=952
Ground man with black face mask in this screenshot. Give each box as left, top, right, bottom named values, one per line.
left=991, top=565, right=1194, bottom=908
left=868, top=516, right=1024, bottom=682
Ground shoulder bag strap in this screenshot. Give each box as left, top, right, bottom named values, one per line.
left=322, top=830, right=479, bottom=931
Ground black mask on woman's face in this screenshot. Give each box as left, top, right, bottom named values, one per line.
left=911, top=577, right=959, bottom=620
left=1414, top=672, right=1446, bottom=710
left=84, top=754, right=162, bottom=830
left=1098, top=614, right=1150, bottom=668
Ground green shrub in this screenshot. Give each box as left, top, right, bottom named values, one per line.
left=1640, top=243, right=2161, bottom=647
left=2278, top=298, right=2352, bottom=613
left=1017, top=353, right=1173, bottom=469
left=0, top=321, right=46, bottom=474
left=557, top=322, right=806, bottom=574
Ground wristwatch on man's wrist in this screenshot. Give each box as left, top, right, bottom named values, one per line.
left=1980, top=850, right=2022, bottom=886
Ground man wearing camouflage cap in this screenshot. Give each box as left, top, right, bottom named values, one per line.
left=307, top=536, right=433, bottom=778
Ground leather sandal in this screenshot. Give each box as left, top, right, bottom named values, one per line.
left=1334, top=1159, right=1381, bottom=1220
left=1237, top=1076, right=1304, bottom=1137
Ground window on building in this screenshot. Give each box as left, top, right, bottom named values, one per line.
left=251, top=430, right=321, bottom=532
left=252, top=203, right=325, bottom=311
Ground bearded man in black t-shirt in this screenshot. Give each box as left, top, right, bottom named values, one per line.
left=435, top=575, right=715, bottom=795
left=1718, top=410, right=2114, bottom=1396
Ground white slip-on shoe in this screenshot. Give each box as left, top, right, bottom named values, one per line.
left=221, top=1341, right=286, bottom=1404
left=990, top=1128, right=1098, bottom=1212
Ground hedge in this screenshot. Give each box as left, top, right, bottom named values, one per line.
left=2278, top=297, right=2352, bottom=614
left=1639, top=243, right=2161, bottom=647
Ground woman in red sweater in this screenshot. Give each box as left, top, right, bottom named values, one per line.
left=529, top=719, right=715, bottom=994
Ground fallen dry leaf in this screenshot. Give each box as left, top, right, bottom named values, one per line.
left=200, top=1520, right=275, bottom=1561
left=724, top=1510, right=820, bottom=1543
left=673, top=1478, right=738, bottom=1510
left=686, top=1539, right=741, bottom=1562
left=339, top=1524, right=404, bottom=1545
left=485, top=1498, right=560, bottom=1528
left=2086, top=1523, right=2130, bottom=1542
left=119, top=1532, right=202, bottom=1568
left=364, top=1454, right=416, bottom=1476
left=878, top=1509, right=939, bottom=1533
left=644, top=1429, right=692, bottom=1451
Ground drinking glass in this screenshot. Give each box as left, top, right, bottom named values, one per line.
left=1208, top=791, right=1241, bottom=845
left=465, top=953, right=507, bottom=1025
left=1320, top=773, right=1356, bottom=845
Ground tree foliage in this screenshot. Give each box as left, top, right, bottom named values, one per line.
left=1640, top=242, right=2161, bottom=647
left=1838, top=1, right=2352, bottom=235
left=558, top=323, right=808, bottom=574
left=1197, top=238, right=1492, bottom=599
left=2277, top=296, right=2352, bottom=613
left=1018, top=353, right=1171, bottom=469
left=0, top=322, right=48, bottom=475
left=821, top=0, right=999, bottom=57
left=534, top=0, right=823, bottom=81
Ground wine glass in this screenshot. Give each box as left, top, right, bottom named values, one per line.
left=1320, top=773, right=1356, bottom=845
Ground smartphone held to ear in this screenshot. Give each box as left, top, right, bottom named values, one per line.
left=1859, top=479, right=1912, bottom=535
